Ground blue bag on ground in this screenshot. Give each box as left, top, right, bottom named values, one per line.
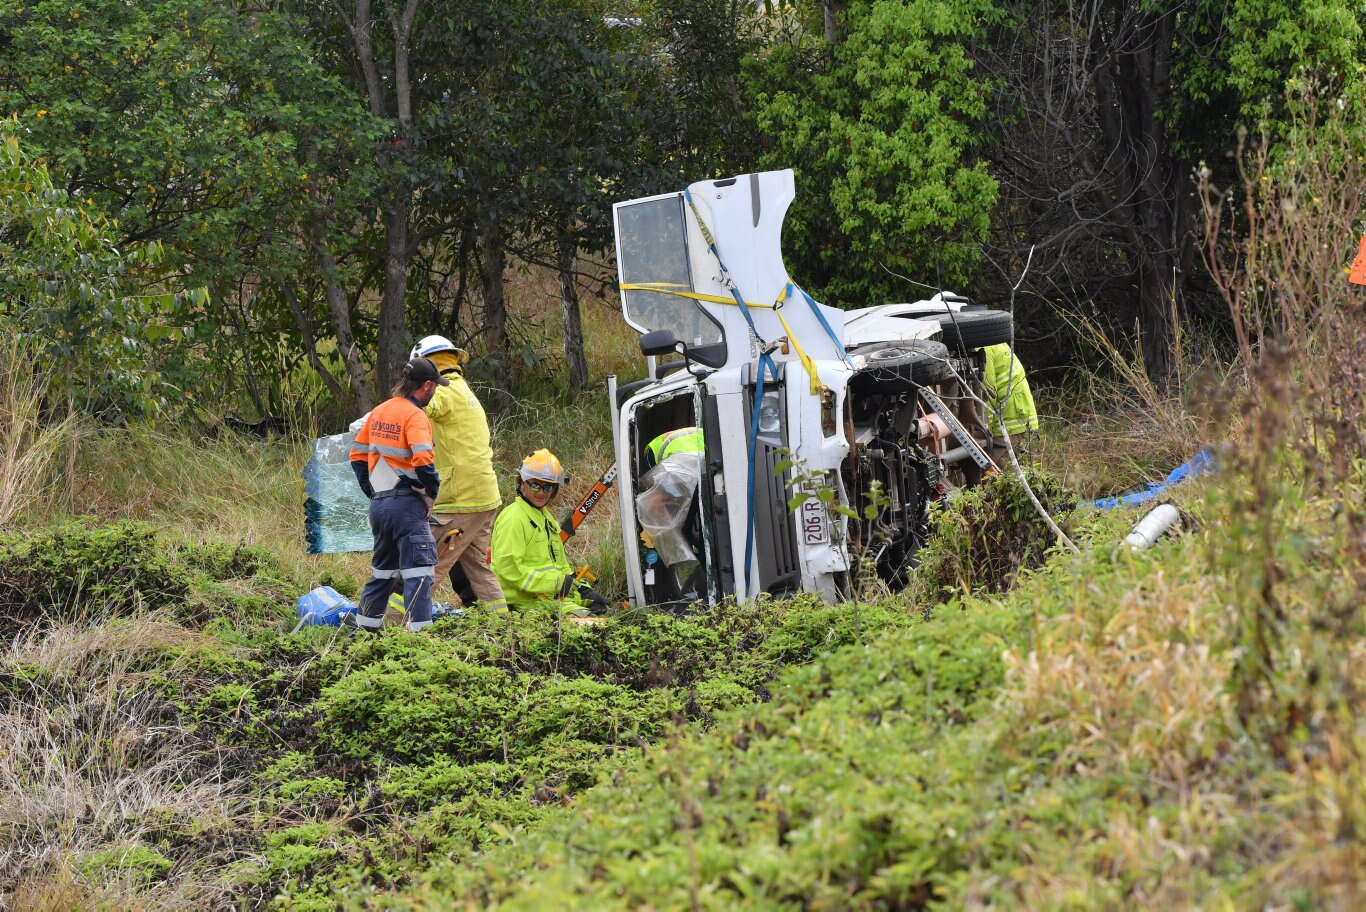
left=296, top=585, right=357, bottom=627
left=302, top=430, right=373, bottom=554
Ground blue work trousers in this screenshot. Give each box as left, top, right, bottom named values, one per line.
left=357, top=492, right=437, bottom=630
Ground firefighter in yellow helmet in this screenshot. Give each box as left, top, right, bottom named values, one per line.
left=490, top=449, right=610, bottom=613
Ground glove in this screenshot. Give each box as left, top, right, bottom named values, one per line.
left=577, top=586, right=612, bottom=612
left=559, top=573, right=576, bottom=597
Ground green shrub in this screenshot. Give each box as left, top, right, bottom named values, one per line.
left=318, top=644, right=519, bottom=763
left=80, top=844, right=174, bottom=886
left=913, top=468, right=1075, bottom=600
left=0, top=521, right=190, bottom=627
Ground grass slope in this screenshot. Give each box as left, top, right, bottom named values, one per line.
left=0, top=519, right=924, bottom=908
left=371, top=464, right=1364, bottom=910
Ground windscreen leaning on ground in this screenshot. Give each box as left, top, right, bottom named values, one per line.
left=302, top=429, right=371, bottom=553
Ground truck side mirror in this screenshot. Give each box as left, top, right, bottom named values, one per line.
left=639, top=329, right=682, bottom=357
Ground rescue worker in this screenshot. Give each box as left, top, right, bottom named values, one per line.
left=347, top=356, right=447, bottom=632
left=980, top=342, right=1039, bottom=465
left=638, top=428, right=706, bottom=593
left=490, top=449, right=611, bottom=614
left=643, top=425, right=704, bottom=469
left=410, top=334, right=506, bottom=611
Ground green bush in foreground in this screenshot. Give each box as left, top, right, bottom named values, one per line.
left=356, top=463, right=1363, bottom=910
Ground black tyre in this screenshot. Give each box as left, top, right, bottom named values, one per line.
left=851, top=339, right=955, bottom=393
left=933, top=309, right=1013, bottom=349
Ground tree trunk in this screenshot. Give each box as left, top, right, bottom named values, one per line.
left=347, top=0, right=422, bottom=396
left=480, top=218, right=513, bottom=412
left=309, top=217, right=373, bottom=412
left=557, top=236, right=589, bottom=392
left=280, top=281, right=356, bottom=415
left=823, top=2, right=845, bottom=43
left=376, top=194, right=412, bottom=394
left=1090, top=4, right=1189, bottom=389
left=444, top=229, right=471, bottom=341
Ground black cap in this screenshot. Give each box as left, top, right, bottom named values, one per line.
left=404, top=356, right=450, bottom=386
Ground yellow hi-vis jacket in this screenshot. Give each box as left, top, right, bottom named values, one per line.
left=645, top=426, right=705, bottom=468
left=424, top=358, right=501, bottom=514
left=981, top=343, right=1039, bottom=436
left=490, top=496, right=586, bottom=611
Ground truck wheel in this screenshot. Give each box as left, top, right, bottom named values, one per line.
left=933, top=310, right=1014, bottom=349
left=852, top=339, right=955, bottom=392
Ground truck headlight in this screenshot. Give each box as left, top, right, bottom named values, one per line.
left=758, top=391, right=782, bottom=433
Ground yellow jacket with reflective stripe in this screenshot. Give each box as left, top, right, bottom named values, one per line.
left=646, top=426, right=704, bottom=467
left=424, top=368, right=501, bottom=513
left=981, top=343, right=1039, bottom=435
left=490, top=496, right=585, bottom=611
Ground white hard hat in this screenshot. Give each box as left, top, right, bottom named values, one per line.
left=410, top=334, right=467, bottom=362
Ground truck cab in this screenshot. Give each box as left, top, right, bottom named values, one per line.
left=608, top=170, right=1015, bottom=609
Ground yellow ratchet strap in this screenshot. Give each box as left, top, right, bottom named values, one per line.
left=619, top=282, right=824, bottom=393
left=772, top=283, right=823, bottom=394
left=619, top=282, right=776, bottom=309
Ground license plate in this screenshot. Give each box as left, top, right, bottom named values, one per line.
left=800, top=498, right=828, bottom=545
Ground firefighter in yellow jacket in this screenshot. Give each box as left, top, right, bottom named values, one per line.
left=981, top=343, right=1039, bottom=464
left=643, top=425, right=705, bottom=469
left=410, top=334, right=506, bottom=610
left=490, top=449, right=610, bottom=613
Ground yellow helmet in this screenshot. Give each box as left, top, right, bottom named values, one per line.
left=519, top=448, right=568, bottom=485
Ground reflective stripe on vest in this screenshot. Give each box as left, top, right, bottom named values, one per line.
left=647, top=427, right=704, bottom=465
left=350, top=396, right=436, bottom=490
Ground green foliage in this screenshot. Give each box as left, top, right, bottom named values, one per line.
left=80, top=844, right=174, bottom=885
left=746, top=0, right=1000, bottom=304
left=0, top=0, right=376, bottom=415
left=0, top=521, right=190, bottom=626
left=1185, top=0, right=1364, bottom=127
left=0, top=125, right=209, bottom=416
left=265, top=823, right=341, bottom=880
left=911, top=468, right=1075, bottom=600
left=319, top=649, right=518, bottom=763
left=193, top=592, right=916, bottom=902
left=362, top=456, right=1364, bottom=910
left=403, top=593, right=1022, bottom=909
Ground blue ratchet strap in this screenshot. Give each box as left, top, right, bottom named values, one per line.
left=796, top=284, right=855, bottom=371
left=683, top=188, right=767, bottom=347
left=683, top=187, right=770, bottom=600
left=745, top=350, right=779, bottom=598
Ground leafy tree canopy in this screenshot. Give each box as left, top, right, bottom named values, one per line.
left=0, top=123, right=208, bottom=417
left=746, top=0, right=1001, bottom=307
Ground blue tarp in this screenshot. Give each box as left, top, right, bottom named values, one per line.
left=302, top=431, right=373, bottom=554
left=1091, top=446, right=1218, bottom=509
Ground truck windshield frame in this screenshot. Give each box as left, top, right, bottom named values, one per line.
left=614, top=193, right=726, bottom=362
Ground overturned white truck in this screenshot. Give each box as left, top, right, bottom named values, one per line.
left=608, top=169, right=1016, bottom=610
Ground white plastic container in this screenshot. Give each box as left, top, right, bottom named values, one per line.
left=1125, top=504, right=1181, bottom=550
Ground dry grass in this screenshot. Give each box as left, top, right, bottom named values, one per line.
left=0, top=338, right=77, bottom=526
left=1029, top=309, right=1237, bottom=499
left=980, top=465, right=1366, bottom=909
left=0, top=622, right=265, bottom=910
left=998, top=563, right=1236, bottom=789
left=50, top=425, right=374, bottom=592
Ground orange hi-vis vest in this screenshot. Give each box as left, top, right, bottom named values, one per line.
left=350, top=396, right=437, bottom=492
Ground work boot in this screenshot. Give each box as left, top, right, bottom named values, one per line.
left=340, top=612, right=382, bottom=633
